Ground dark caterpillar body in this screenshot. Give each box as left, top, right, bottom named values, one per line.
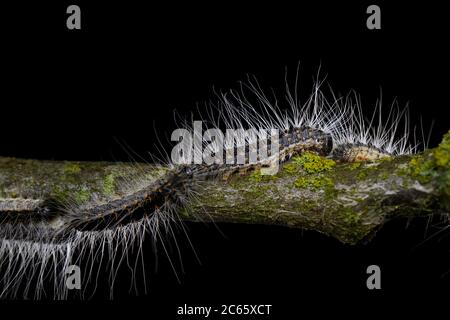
left=0, top=125, right=391, bottom=236
left=62, top=125, right=333, bottom=232
left=66, top=168, right=194, bottom=231
left=280, top=126, right=333, bottom=155
left=188, top=126, right=333, bottom=179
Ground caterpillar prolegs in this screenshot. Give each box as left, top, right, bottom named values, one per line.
left=0, top=70, right=418, bottom=299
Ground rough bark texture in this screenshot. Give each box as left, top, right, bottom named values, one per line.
left=1, top=130, right=449, bottom=245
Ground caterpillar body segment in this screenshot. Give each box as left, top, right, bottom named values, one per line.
left=63, top=166, right=195, bottom=232
left=186, top=125, right=333, bottom=179
left=331, top=143, right=391, bottom=162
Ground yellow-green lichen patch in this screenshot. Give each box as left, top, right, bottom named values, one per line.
left=74, top=187, right=90, bottom=203
left=102, top=173, right=116, bottom=195
left=406, top=155, right=434, bottom=184
left=332, top=206, right=374, bottom=244
left=356, top=170, right=366, bottom=180
left=294, top=175, right=334, bottom=190
left=282, top=163, right=298, bottom=175
left=63, top=163, right=81, bottom=175
left=432, top=130, right=450, bottom=207
left=283, top=152, right=339, bottom=197
left=52, top=184, right=91, bottom=204
left=399, top=130, right=450, bottom=209
left=434, top=131, right=450, bottom=167
left=292, top=152, right=336, bottom=174
left=340, top=208, right=361, bottom=225
left=248, top=169, right=278, bottom=183
left=349, top=162, right=362, bottom=170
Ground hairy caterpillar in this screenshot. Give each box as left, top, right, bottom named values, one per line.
left=0, top=68, right=420, bottom=299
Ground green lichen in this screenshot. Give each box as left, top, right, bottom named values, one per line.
left=248, top=169, right=277, bottom=183
left=349, top=162, right=362, bottom=170
left=294, top=175, right=334, bottom=190
left=74, top=187, right=90, bottom=203
left=52, top=185, right=90, bottom=204
left=341, top=208, right=361, bottom=225
left=244, top=184, right=273, bottom=199
left=63, top=163, right=81, bottom=174
left=52, top=185, right=69, bottom=201
left=380, top=171, right=389, bottom=180
left=287, top=153, right=338, bottom=195
left=334, top=207, right=371, bottom=243
left=292, top=152, right=336, bottom=174
left=407, top=156, right=434, bottom=184
left=282, top=163, right=298, bottom=174
left=356, top=170, right=367, bottom=180
left=352, top=163, right=378, bottom=181
left=103, top=173, right=116, bottom=195
left=405, top=130, right=450, bottom=209
left=248, top=170, right=263, bottom=182
left=433, top=131, right=450, bottom=206
left=434, top=132, right=450, bottom=167
left=376, top=156, right=393, bottom=163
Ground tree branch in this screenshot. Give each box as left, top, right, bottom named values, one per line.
left=1, top=130, right=449, bottom=244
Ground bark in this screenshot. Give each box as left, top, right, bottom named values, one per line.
left=1, top=130, right=449, bottom=245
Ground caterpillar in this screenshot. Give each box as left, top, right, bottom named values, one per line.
left=0, top=68, right=420, bottom=299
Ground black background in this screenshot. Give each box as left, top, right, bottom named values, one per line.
left=1, top=0, right=449, bottom=317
